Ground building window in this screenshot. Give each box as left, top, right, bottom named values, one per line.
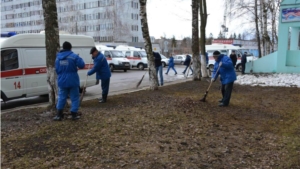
left=132, top=36, right=138, bottom=42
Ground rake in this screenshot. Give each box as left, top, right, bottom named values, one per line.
left=79, top=58, right=93, bottom=106
left=200, top=64, right=221, bottom=102
left=136, top=71, right=147, bottom=88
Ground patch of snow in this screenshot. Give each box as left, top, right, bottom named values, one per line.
left=235, top=73, right=300, bottom=88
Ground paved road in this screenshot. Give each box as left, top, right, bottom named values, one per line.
left=1, top=65, right=193, bottom=111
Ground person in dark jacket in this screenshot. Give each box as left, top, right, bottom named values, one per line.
left=182, top=55, right=193, bottom=75
left=153, top=52, right=163, bottom=86
left=241, top=52, right=247, bottom=74
left=88, top=47, right=111, bottom=103
left=211, top=51, right=237, bottom=107
left=54, top=41, right=85, bottom=121
left=229, top=50, right=237, bottom=68
left=165, top=54, right=177, bottom=75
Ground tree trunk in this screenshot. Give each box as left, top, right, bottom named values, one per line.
left=42, top=0, right=60, bottom=111
left=259, top=0, right=265, bottom=56
left=191, top=0, right=201, bottom=80
left=262, top=0, right=271, bottom=55
left=139, top=0, right=158, bottom=90
left=255, top=0, right=262, bottom=58
left=270, top=0, right=275, bottom=52
left=199, top=0, right=208, bottom=78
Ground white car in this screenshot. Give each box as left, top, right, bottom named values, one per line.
left=174, top=55, right=186, bottom=65
left=159, top=54, right=169, bottom=67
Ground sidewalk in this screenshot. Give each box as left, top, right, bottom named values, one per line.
left=1, top=77, right=193, bottom=114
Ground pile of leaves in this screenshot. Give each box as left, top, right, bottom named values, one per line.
left=1, top=81, right=300, bottom=168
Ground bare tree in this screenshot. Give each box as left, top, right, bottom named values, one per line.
left=255, top=0, right=262, bottom=58
left=139, top=0, right=158, bottom=90
left=199, top=0, right=208, bottom=77
left=112, top=0, right=132, bottom=42
left=42, top=0, right=60, bottom=111
left=191, top=0, right=201, bottom=80
left=171, top=35, right=177, bottom=54
left=228, top=0, right=282, bottom=57
left=269, top=0, right=280, bottom=52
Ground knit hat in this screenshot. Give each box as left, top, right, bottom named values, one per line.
left=62, top=41, right=72, bottom=50
left=213, top=51, right=221, bottom=56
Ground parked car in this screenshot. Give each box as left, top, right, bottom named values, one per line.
left=174, top=55, right=186, bottom=65
left=160, top=54, right=169, bottom=67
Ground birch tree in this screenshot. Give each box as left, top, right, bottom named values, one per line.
left=199, top=0, right=208, bottom=77
left=228, top=0, right=282, bottom=57
left=42, top=0, right=60, bottom=111
left=269, top=0, right=280, bottom=52
left=191, top=0, right=201, bottom=80
left=139, top=0, right=159, bottom=90
left=255, top=0, right=263, bottom=58
left=261, top=0, right=271, bottom=55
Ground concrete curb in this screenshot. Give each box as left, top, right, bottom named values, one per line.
left=1, top=78, right=193, bottom=114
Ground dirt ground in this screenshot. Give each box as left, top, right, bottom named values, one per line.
left=1, top=80, right=300, bottom=169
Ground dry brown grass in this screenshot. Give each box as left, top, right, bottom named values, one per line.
left=1, top=81, right=300, bottom=168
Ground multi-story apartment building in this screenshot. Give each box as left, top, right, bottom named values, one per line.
left=1, top=0, right=143, bottom=42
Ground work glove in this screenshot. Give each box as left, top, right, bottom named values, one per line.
left=95, top=79, right=99, bottom=85
left=211, top=78, right=216, bottom=82
left=219, top=62, right=222, bottom=67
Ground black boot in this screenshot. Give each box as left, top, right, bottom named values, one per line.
left=53, top=110, right=64, bottom=121
left=99, top=94, right=107, bottom=103
left=71, top=112, right=80, bottom=120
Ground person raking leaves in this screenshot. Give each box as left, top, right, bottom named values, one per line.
left=87, top=47, right=111, bottom=103
left=211, top=51, right=237, bottom=107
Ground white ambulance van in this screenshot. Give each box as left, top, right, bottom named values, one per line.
left=115, top=45, right=148, bottom=70
left=0, top=33, right=97, bottom=102
left=95, top=45, right=131, bottom=72
left=206, top=44, right=245, bottom=71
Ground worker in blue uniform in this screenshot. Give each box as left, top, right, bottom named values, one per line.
left=54, top=41, right=85, bottom=121
left=87, top=47, right=111, bottom=103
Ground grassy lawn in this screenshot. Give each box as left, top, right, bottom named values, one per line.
left=1, top=81, right=300, bottom=168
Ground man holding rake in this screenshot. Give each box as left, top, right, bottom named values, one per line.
left=211, top=51, right=237, bottom=107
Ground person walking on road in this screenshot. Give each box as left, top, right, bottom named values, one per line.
left=229, top=50, right=237, bottom=68
left=54, top=41, right=85, bottom=121
left=211, top=51, right=237, bottom=107
left=165, top=54, right=177, bottom=75
left=241, top=52, right=247, bottom=74
left=87, top=47, right=111, bottom=103
left=153, top=52, right=164, bottom=86
left=182, top=54, right=193, bottom=75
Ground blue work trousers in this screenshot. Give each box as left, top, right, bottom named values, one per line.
left=56, top=87, right=79, bottom=113
left=155, top=65, right=164, bottom=86
left=101, top=78, right=110, bottom=95
left=183, top=65, right=193, bottom=74
left=166, top=65, right=177, bottom=74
